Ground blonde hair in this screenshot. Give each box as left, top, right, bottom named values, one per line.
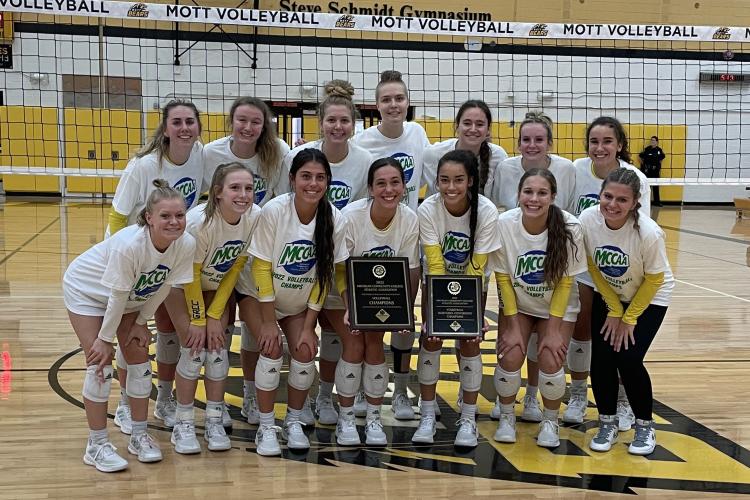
left=319, top=80, right=357, bottom=125
left=136, top=99, right=201, bottom=164
left=203, top=162, right=254, bottom=223
left=136, top=179, right=185, bottom=226
left=227, top=97, right=283, bottom=181
left=518, top=111, right=553, bottom=146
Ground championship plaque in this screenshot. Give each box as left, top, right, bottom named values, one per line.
left=346, top=257, right=414, bottom=331
left=426, top=275, right=482, bottom=338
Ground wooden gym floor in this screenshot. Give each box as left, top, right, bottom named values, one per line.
left=0, top=198, right=749, bottom=499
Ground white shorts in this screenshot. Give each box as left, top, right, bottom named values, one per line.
left=62, top=278, right=106, bottom=316
left=519, top=285, right=580, bottom=323
left=323, top=293, right=345, bottom=311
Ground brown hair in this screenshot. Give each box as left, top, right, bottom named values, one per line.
left=227, top=97, right=282, bottom=180
left=455, top=100, right=493, bottom=192
left=136, top=99, right=201, bottom=164
left=136, top=179, right=185, bottom=226
left=319, top=80, right=357, bottom=128
left=375, top=70, right=408, bottom=101
left=585, top=116, right=632, bottom=164
left=600, top=167, right=642, bottom=231
left=204, top=162, right=255, bottom=224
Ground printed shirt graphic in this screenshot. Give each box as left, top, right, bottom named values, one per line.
left=111, top=142, right=205, bottom=226
left=422, top=138, right=508, bottom=198
left=186, top=202, right=261, bottom=291
left=248, top=194, right=348, bottom=318
left=418, top=193, right=501, bottom=275
left=493, top=207, right=586, bottom=319
left=490, top=154, right=576, bottom=212
left=203, top=136, right=291, bottom=207
left=578, top=205, right=673, bottom=306
left=352, top=121, right=430, bottom=212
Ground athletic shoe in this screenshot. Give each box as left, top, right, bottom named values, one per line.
left=353, top=390, right=367, bottom=418
left=562, top=392, right=588, bottom=424
left=365, top=418, right=387, bottom=446
left=490, top=396, right=502, bottom=420
left=300, top=397, right=315, bottom=426
left=616, top=401, right=635, bottom=431
left=241, top=393, right=260, bottom=425
left=454, top=417, right=478, bottom=447
left=205, top=417, right=232, bottom=451
left=537, top=419, right=560, bottom=448
left=335, top=418, right=361, bottom=446
left=418, top=395, right=441, bottom=418
left=113, top=403, right=132, bottom=435
left=315, top=394, right=339, bottom=425
left=590, top=416, right=619, bottom=452
left=493, top=413, right=517, bottom=443
left=283, top=418, right=310, bottom=450
left=154, top=396, right=177, bottom=428
left=255, top=424, right=282, bottom=456
left=411, top=414, right=436, bottom=444
left=171, top=420, right=201, bottom=454
left=628, top=420, right=656, bottom=456
left=83, top=441, right=128, bottom=473
left=128, top=432, right=163, bottom=463
left=392, top=392, right=415, bottom=420
left=521, top=394, right=544, bottom=422
left=221, top=403, right=233, bottom=429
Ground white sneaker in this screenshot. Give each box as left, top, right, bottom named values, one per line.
left=628, top=420, right=656, bottom=456
left=562, top=392, right=588, bottom=424
left=454, top=417, right=478, bottom=447
left=353, top=390, right=368, bottom=418
left=365, top=418, right=387, bottom=446
left=392, top=392, right=415, bottom=420
left=114, top=403, right=132, bottom=435
left=171, top=420, right=201, bottom=454
left=283, top=418, right=310, bottom=450
left=315, top=394, right=339, bottom=425
left=590, top=417, right=618, bottom=452
left=83, top=441, right=128, bottom=473
left=221, top=403, right=233, bottom=428
left=418, top=396, right=441, bottom=417
left=300, top=397, right=315, bottom=426
left=128, top=433, right=163, bottom=463
left=490, top=396, right=501, bottom=420
left=205, top=417, right=232, bottom=451
left=335, top=418, right=361, bottom=446
left=537, top=419, right=560, bottom=448
left=521, top=395, right=543, bottom=422
left=241, top=393, right=260, bottom=425
left=493, top=413, right=517, bottom=443
left=616, top=401, right=635, bottom=431
left=411, top=414, right=436, bottom=444
left=255, top=424, right=282, bottom=456
left=154, top=396, right=177, bottom=428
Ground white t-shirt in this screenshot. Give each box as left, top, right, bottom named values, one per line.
left=418, top=193, right=502, bottom=275
left=111, top=143, right=205, bottom=226
left=421, top=138, right=508, bottom=199
left=352, top=121, right=430, bottom=212
left=185, top=203, right=262, bottom=291
left=203, top=136, right=291, bottom=207
left=283, top=139, right=372, bottom=210
left=491, top=155, right=576, bottom=212
left=492, top=207, right=587, bottom=321
left=248, top=194, right=349, bottom=319
left=578, top=206, right=673, bottom=306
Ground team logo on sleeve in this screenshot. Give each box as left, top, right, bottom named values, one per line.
left=575, top=193, right=599, bottom=215
left=254, top=175, right=268, bottom=205
left=208, top=240, right=245, bottom=273
left=173, top=177, right=198, bottom=209
left=441, top=231, right=470, bottom=270
left=514, top=250, right=546, bottom=284
left=132, top=264, right=170, bottom=300
left=278, top=240, right=316, bottom=275
left=327, top=181, right=353, bottom=209
left=593, top=245, right=630, bottom=277
left=361, top=245, right=396, bottom=258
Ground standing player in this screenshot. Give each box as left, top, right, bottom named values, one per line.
left=64, top=180, right=195, bottom=471
left=352, top=70, right=430, bottom=419
left=238, top=148, right=348, bottom=456
left=565, top=117, right=650, bottom=428
left=107, top=100, right=204, bottom=435
left=334, top=158, right=421, bottom=446
left=413, top=150, right=501, bottom=447
left=579, top=168, right=673, bottom=455
left=492, top=169, right=586, bottom=448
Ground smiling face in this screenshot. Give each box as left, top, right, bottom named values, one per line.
left=438, top=161, right=472, bottom=214
left=164, top=105, right=200, bottom=152
left=376, top=82, right=409, bottom=127
left=216, top=170, right=255, bottom=221
left=230, top=104, right=264, bottom=150
left=456, top=106, right=490, bottom=151
left=518, top=122, right=552, bottom=163
left=518, top=174, right=555, bottom=221
left=588, top=124, right=623, bottom=170
left=291, top=161, right=329, bottom=206
left=599, top=181, right=638, bottom=229
left=369, top=164, right=405, bottom=211
left=321, top=104, right=354, bottom=145
left=146, top=197, right=187, bottom=249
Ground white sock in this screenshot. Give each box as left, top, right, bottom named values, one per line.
left=119, top=387, right=128, bottom=406
left=500, top=403, right=515, bottom=415
left=420, top=398, right=435, bottom=418
left=366, top=403, right=381, bottom=422
left=259, top=411, right=275, bottom=427
left=156, top=379, right=173, bottom=402
left=131, top=420, right=147, bottom=437
left=526, top=385, right=538, bottom=398
left=89, top=428, right=108, bottom=445
left=394, top=372, right=409, bottom=394
left=318, top=381, right=334, bottom=399
left=543, top=408, right=559, bottom=421
left=206, top=400, right=223, bottom=420
left=461, top=403, right=477, bottom=421
left=339, top=405, right=355, bottom=421
left=176, top=402, right=194, bottom=422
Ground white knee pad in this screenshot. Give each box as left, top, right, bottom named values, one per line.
left=494, top=366, right=521, bottom=398
left=567, top=339, right=592, bottom=373
left=320, top=330, right=342, bottom=363
left=204, top=349, right=229, bottom=381
left=390, top=330, right=415, bottom=351
left=539, top=369, right=567, bottom=401
left=115, top=346, right=127, bottom=370
left=125, top=361, right=154, bottom=399
left=176, top=347, right=206, bottom=381
left=417, top=348, right=441, bottom=386
left=363, top=362, right=389, bottom=398
left=240, top=322, right=259, bottom=353
left=156, top=332, right=180, bottom=364
left=255, top=355, right=283, bottom=391
left=82, top=365, right=113, bottom=403
left=334, top=359, right=362, bottom=398
left=288, top=359, right=316, bottom=391
left=459, top=354, right=483, bottom=393
left=526, top=332, right=539, bottom=363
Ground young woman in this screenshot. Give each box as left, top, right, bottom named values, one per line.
left=579, top=168, right=673, bottom=455
left=163, top=163, right=261, bottom=454
left=566, top=117, right=651, bottom=428
left=489, top=111, right=577, bottom=423
left=107, top=100, right=204, bottom=435
left=413, top=149, right=501, bottom=447
left=492, top=168, right=586, bottom=448
left=64, top=180, right=195, bottom=472
left=282, top=80, right=372, bottom=426
left=352, top=70, right=430, bottom=419
left=238, top=148, right=348, bottom=456
left=334, top=157, right=420, bottom=446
